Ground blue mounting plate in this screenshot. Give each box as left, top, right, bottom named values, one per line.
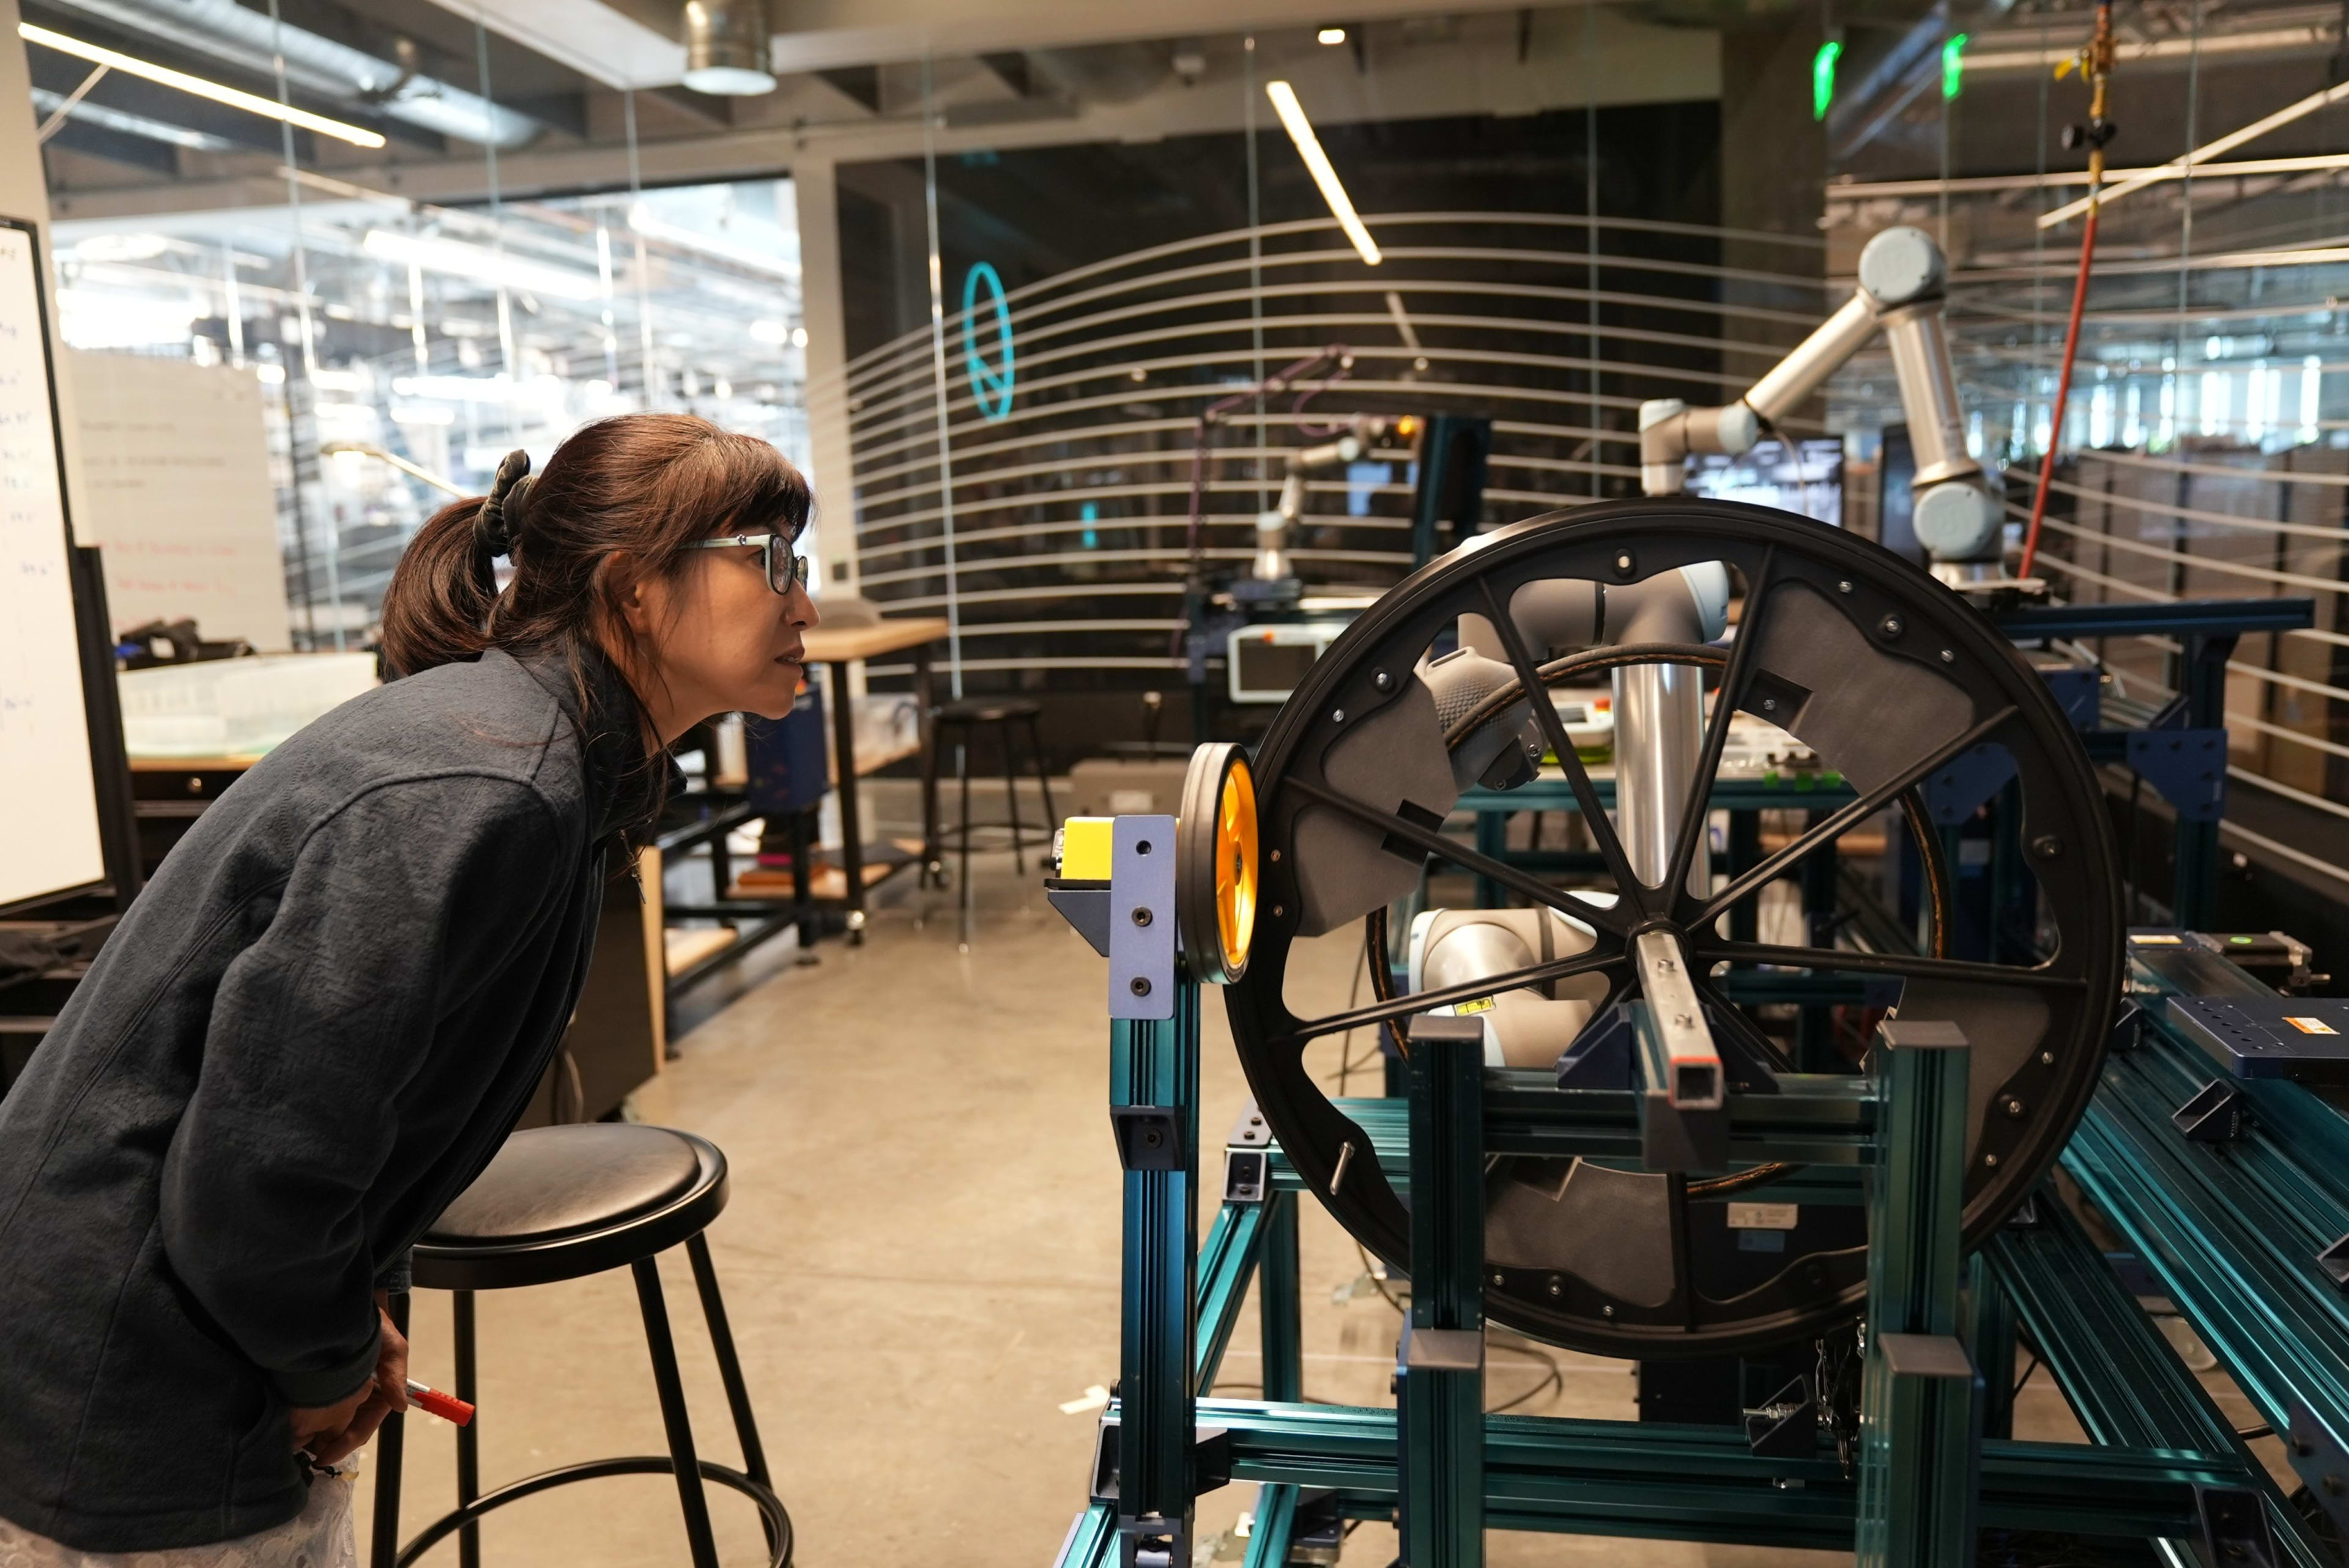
left=2164, top=996, right=2349, bottom=1081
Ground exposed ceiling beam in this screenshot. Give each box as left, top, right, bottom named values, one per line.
left=464, top=0, right=685, bottom=89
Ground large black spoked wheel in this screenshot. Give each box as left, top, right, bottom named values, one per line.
left=1225, top=498, right=2123, bottom=1357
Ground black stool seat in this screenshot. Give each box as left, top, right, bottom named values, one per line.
left=930, top=695, right=1058, bottom=892
left=934, top=697, right=1041, bottom=724
left=374, top=1125, right=787, bottom=1568
left=413, top=1125, right=729, bottom=1290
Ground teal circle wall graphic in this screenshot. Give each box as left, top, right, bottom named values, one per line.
left=962, top=261, right=1015, bottom=423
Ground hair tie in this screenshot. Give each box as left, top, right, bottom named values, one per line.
left=477, top=449, right=533, bottom=558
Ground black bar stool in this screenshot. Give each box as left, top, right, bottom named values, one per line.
left=932, top=697, right=1058, bottom=883
left=369, top=1125, right=790, bottom=1568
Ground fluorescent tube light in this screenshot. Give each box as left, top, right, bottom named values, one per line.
left=1264, top=80, right=1381, bottom=267
left=18, top=23, right=388, bottom=149
left=1317, top=26, right=1347, bottom=45
left=362, top=231, right=601, bottom=303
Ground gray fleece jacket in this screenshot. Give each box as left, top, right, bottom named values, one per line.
left=0, top=646, right=658, bottom=1551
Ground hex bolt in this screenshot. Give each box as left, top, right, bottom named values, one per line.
left=1878, top=613, right=1904, bottom=638
left=1131, top=906, right=1154, bottom=927
left=2005, top=1098, right=2025, bottom=1117
left=2041, top=1051, right=2056, bottom=1066
left=1331, top=708, right=1346, bottom=724
left=1602, top=1304, right=1616, bottom=1318
left=1837, top=580, right=1854, bottom=594
left=1130, top=976, right=1152, bottom=997
left=1940, top=648, right=1956, bottom=664
left=1547, top=1278, right=1564, bottom=1297
left=1373, top=668, right=1393, bottom=691
left=1271, top=904, right=1285, bottom=919
left=1762, top=698, right=1778, bottom=712
left=1984, top=1153, right=2000, bottom=1168
left=1491, top=1272, right=1505, bottom=1286
left=2031, top=834, right=2063, bottom=860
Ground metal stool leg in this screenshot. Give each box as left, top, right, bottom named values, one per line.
left=454, top=1291, right=480, bottom=1568
left=954, top=726, right=973, bottom=893
left=687, top=1233, right=779, bottom=1552
left=1025, top=714, right=1058, bottom=835
left=369, top=1292, right=410, bottom=1568
left=1001, top=719, right=1027, bottom=875
left=633, top=1258, right=722, bottom=1568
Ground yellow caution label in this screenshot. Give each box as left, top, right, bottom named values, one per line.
left=1453, top=996, right=1495, bottom=1016
left=2286, top=1016, right=2339, bottom=1035
left=2130, top=933, right=2183, bottom=945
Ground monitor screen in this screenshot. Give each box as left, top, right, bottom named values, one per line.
left=1685, top=438, right=1846, bottom=528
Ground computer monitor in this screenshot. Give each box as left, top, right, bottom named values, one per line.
left=1686, top=438, right=1846, bottom=529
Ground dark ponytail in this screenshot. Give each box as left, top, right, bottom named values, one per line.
left=379, top=413, right=813, bottom=824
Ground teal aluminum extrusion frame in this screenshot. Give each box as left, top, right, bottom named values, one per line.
left=1053, top=856, right=2332, bottom=1564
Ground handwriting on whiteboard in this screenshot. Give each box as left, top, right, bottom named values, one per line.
left=0, top=220, right=107, bottom=904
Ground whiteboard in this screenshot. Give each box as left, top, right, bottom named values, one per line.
left=0, top=218, right=105, bottom=907
left=70, top=351, right=292, bottom=651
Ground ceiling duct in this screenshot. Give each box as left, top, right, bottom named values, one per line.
left=1026, top=42, right=1175, bottom=107
left=681, top=0, right=774, bottom=95
left=40, top=0, right=540, bottom=147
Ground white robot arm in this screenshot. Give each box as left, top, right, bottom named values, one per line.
left=1637, top=226, right=2001, bottom=577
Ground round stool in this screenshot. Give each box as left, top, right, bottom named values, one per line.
left=369, top=1125, right=790, bottom=1568
left=932, top=697, right=1058, bottom=884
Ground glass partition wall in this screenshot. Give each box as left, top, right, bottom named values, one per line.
left=39, top=11, right=808, bottom=647
left=1817, top=0, right=2349, bottom=899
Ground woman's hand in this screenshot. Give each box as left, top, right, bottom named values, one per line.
left=292, top=1298, right=410, bottom=1465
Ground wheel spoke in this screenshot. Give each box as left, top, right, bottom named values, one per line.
left=1691, top=975, right=1795, bottom=1074
left=1687, top=704, right=2021, bottom=931
left=1662, top=548, right=1775, bottom=901
left=1282, top=946, right=1627, bottom=1045
left=1475, top=574, right=1646, bottom=911
left=1281, top=774, right=1632, bottom=936
left=1691, top=939, right=2088, bottom=992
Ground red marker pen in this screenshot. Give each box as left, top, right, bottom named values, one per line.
left=405, top=1380, right=475, bottom=1427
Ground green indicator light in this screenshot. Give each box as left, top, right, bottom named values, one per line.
left=1942, top=34, right=1968, bottom=101
left=1813, top=40, right=1841, bottom=122
left=2230, top=935, right=2254, bottom=944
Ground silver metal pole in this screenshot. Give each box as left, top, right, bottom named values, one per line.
left=1612, top=660, right=1709, bottom=897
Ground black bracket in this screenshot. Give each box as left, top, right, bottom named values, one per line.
left=1743, top=1375, right=1819, bottom=1460
left=1088, top=1415, right=1234, bottom=1506
left=1224, top=1149, right=1269, bottom=1204
left=2194, top=1485, right=2278, bottom=1568
left=2289, top=1405, right=2349, bottom=1539
left=2173, top=1080, right=2244, bottom=1143
left=1111, top=1106, right=1187, bottom=1171
left=2109, top=997, right=2145, bottom=1054
left=2317, top=1233, right=2349, bottom=1292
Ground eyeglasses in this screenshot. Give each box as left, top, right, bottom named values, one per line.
left=683, top=532, right=810, bottom=594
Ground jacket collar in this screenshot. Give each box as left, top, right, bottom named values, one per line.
left=505, top=643, right=680, bottom=845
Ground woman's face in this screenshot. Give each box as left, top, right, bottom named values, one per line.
left=623, top=530, right=817, bottom=739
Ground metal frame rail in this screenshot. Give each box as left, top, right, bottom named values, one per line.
left=1050, top=1011, right=2318, bottom=1565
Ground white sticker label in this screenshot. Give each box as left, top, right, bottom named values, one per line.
left=1727, top=1202, right=1800, bottom=1230
left=2286, top=1016, right=2339, bottom=1036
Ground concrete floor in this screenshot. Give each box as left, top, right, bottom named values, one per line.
left=352, top=847, right=2272, bottom=1568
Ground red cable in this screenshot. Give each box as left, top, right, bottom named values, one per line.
left=2017, top=191, right=2102, bottom=580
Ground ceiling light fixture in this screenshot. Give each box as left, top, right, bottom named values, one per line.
left=681, top=0, right=776, bottom=95
left=17, top=23, right=387, bottom=149
left=360, top=231, right=601, bottom=303
left=1317, top=26, right=1348, bottom=45
left=1264, top=80, right=1381, bottom=267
